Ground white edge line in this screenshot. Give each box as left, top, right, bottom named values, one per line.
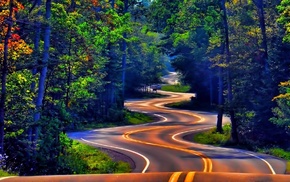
left=0, top=177, right=17, bottom=181
left=172, top=128, right=277, bottom=174
left=81, top=138, right=150, bottom=173
left=242, top=151, right=276, bottom=174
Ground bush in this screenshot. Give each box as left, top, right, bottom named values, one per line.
left=193, top=124, right=231, bottom=146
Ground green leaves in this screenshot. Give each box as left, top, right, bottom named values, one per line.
left=277, top=0, right=290, bottom=42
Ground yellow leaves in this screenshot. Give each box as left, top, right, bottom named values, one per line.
left=0, top=0, right=8, bottom=7
left=280, top=81, right=290, bottom=87
left=247, top=27, right=261, bottom=37
left=272, top=81, right=290, bottom=101
left=273, top=93, right=290, bottom=101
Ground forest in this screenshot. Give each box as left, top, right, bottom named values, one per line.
left=0, top=0, right=290, bottom=176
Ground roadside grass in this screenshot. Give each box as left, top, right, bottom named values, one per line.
left=125, top=91, right=166, bottom=99
left=193, top=124, right=231, bottom=146
left=193, top=125, right=290, bottom=174
left=0, top=170, right=17, bottom=177
left=164, top=100, right=216, bottom=112
left=64, top=110, right=154, bottom=175
left=125, top=110, right=153, bottom=125
left=70, top=109, right=155, bottom=131
left=258, top=148, right=290, bottom=174
left=62, top=140, right=131, bottom=174
left=161, top=84, right=190, bottom=93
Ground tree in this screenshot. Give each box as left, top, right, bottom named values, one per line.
left=32, top=0, right=51, bottom=152
left=0, top=0, right=32, bottom=154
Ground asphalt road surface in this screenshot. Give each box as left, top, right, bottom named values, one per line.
left=2, top=72, right=289, bottom=181
left=67, top=90, right=287, bottom=174
left=1, top=90, right=289, bottom=181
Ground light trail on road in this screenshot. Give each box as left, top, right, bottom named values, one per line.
left=122, top=126, right=213, bottom=172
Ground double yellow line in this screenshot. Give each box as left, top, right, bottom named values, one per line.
left=122, top=127, right=212, bottom=173
left=168, top=172, right=196, bottom=182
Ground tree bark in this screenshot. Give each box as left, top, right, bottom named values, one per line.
left=221, top=0, right=238, bottom=142
left=0, top=0, right=13, bottom=154
left=253, top=0, right=268, bottom=57
left=121, top=0, right=128, bottom=107
left=216, top=43, right=225, bottom=133
left=33, top=0, right=51, bottom=149
left=29, top=0, right=42, bottom=150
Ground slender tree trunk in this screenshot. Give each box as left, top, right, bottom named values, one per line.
left=221, top=0, right=238, bottom=143
left=0, top=0, right=13, bottom=154
left=33, top=0, right=51, bottom=149
left=254, top=0, right=268, bottom=61
left=216, top=45, right=224, bottom=133
left=111, top=0, right=115, bottom=8
left=29, top=0, right=42, bottom=148
left=65, top=37, right=72, bottom=108
left=121, top=0, right=128, bottom=107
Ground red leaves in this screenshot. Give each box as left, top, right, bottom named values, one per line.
left=13, top=7, right=18, bottom=12
left=11, top=33, right=20, bottom=41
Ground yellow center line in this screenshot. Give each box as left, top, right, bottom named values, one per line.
left=168, top=172, right=182, bottom=182
left=184, top=172, right=196, bottom=182
left=122, top=127, right=212, bottom=172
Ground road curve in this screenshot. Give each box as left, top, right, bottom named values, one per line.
left=1, top=172, right=290, bottom=182
left=68, top=90, right=287, bottom=174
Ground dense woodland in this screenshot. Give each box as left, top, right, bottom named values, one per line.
left=0, top=0, right=290, bottom=176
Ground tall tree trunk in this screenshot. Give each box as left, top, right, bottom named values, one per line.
left=29, top=0, right=42, bottom=149
left=253, top=0, right=268, bottom=73
left=216, top=44, right=225, bottom=133
left=33, top=0, right=51, bottom=149
left=254, top=0, right=268, bottom=64
left=221, top=0, right=238, bottom=143
left=111, top=0, right=115, bottom=8
left=121, top=0, right=128, bottom=107
left=65, top=37, right=72, bottom=108
left=0, top=0, right=13, bottom=154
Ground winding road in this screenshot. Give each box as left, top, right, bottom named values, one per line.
left=68, top=90, right=287, bottom=175
left=2, top=74, right=288, bottom=181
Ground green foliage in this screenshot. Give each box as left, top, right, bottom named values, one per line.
left=61, top=140, right=131, bottom=174
left=161, top=84, right=191, bottom=93
left=164, top=99, right=215, bottom=112
left=193, top=124, right=231, bottom=146
left=271, top=81, right=290, bottom=133
left=258, top=147, right=290, bottom=174
left=261, top=148, right=290, bottom=160
left=277, top=0, right=290, bottom=42
left=0, top=170, right=17, bottom=177
left=125, top=110, right=153, bottom=125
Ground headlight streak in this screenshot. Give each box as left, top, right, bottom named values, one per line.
left=122, top=126, right=212, bottom=173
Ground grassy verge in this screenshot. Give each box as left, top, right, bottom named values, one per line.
left=62, top=140, right=131, bottom=174
left=161, top=84, right=190, bottom=93
left=125, top=110, right=153, bottom=125
left=0, top=170, right=17, bottom=177
left=193, top=124, right=231, bottom=146
left=165, top=100, right=216, bottom=112
left=258, top=148, right=290, bottom=174
left=70, top=110, right=155, bottom=131
left=126, top=91, right=166, bottom=99
left=193, top=125, right=290, bottom=174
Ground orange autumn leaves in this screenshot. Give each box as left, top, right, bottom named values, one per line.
left=0, top=0, right=32, bottom=61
